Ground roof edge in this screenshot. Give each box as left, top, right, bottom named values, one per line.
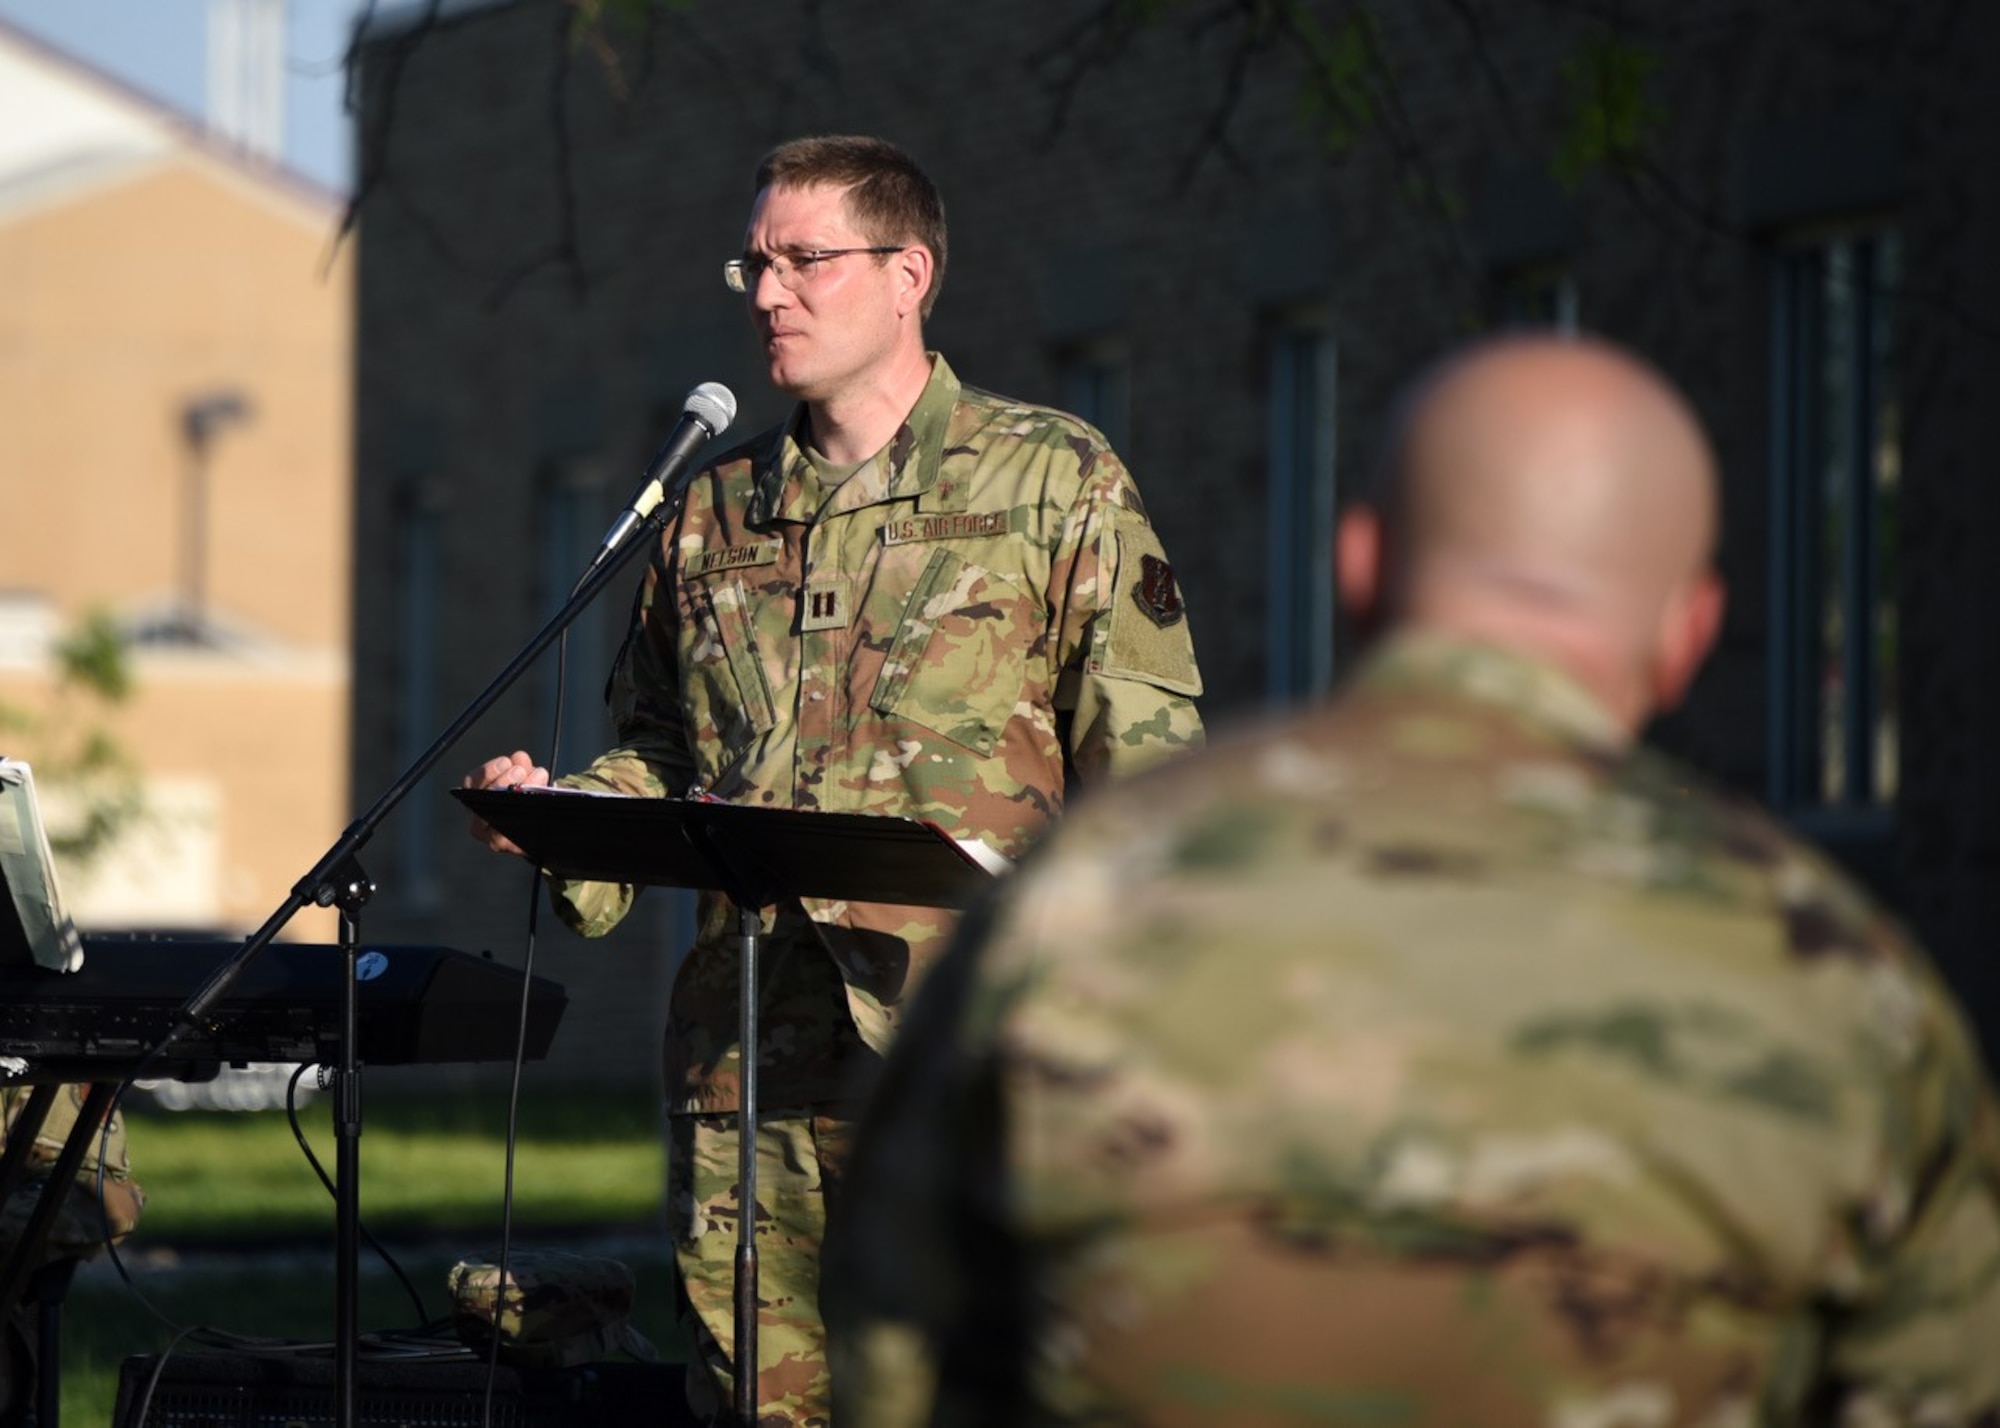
left=0, top=12, right=348, bottom=208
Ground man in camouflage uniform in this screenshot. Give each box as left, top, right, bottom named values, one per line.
left=0, top=1083, right=144, bottom=1425
left=465, top=135, right=1203, bottom=1423
left=823, top=335, right=2000, bottom=1426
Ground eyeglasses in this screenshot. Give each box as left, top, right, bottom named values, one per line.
left=722, top=247, right=904, bottom=294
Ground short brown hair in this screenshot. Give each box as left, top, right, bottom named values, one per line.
left=755, top=135, right=948, bottom=319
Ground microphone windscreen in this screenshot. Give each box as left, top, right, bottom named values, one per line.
left=685, top=381, right=737, bottom=436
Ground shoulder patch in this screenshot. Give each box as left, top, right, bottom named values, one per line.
left=1096, top=507, right=1203, bottom=696
left=1135, top=553, right=1185, bottom=628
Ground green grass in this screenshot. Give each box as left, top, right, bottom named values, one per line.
left=125, top=1088, right=667, bottom=1241
left=127, top=1080, right=664, bottom=1232
left=44, top=1090, right=688, bottom=1425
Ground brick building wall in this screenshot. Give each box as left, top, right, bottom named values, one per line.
left=350, top=0, right=1999, bottom=1087
left=0, top=22, right=353, bottom=943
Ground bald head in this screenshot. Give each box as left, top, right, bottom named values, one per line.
left=1341, top=335, right=1725, bottom=734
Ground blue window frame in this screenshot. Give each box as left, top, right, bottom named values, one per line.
left=537, top=461, right=618, bottom=779
left=1768, top=228, right=1901, bottom=815
left=394, top=497, right=444, bottom=910
left=1058, top=346, right=1132, bottom=455
left=1265, top=326, right=1339, bottom=706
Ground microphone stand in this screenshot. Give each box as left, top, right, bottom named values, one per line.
left=158, top=493, right=687, bottom=1428
left=677, top=821, right=777, bottom=1428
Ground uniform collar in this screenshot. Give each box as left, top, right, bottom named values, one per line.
left=752, top=353, right=962, bottom=524
left=1352, top=632, right=1630, bottom=755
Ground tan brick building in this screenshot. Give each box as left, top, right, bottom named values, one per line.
left=349, top=0, right=2000, bottom=1084
left=0, top=19, right=352, bottom=941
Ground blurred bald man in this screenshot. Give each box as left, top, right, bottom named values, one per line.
left=823, top=335, right=2000, bottom=1427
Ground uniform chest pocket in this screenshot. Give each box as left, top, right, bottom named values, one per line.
left=679, top=574, right=778, bottom=771
left=869, top=547, right=1034, bottom=757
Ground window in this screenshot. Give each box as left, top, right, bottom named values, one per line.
left=1265, top=326, right=1339, bottom=706
left=0, top=593, right=55, bottom=668
left=1057, top=343, right=1131, bottom=454
left=394, top=494, right=444, bottom=910
left=537, top=460, right=619, bottom=778
left=1768, top=228, right=1901, bottom=815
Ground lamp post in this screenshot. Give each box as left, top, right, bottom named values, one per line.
left=179, top=391, right=253, bottom=642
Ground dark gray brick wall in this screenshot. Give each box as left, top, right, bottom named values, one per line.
left=351, top=0, right=2000, bottom=1082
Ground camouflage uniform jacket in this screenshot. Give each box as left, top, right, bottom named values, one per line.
left=552, top=355, right=1205, bottom=1114
left=0, top=1083, right=144, bottom=1261
left=825, top=633, right=2000, bottom=1428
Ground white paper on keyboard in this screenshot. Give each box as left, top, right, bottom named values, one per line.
left=0, top=758, right=85, bottom=973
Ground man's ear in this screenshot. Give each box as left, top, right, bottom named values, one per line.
left=1336, top=505, right=1384, bottom=628
left=1652, top=569, right=1726, bottom=713
left=893, top=246, right=934, bottom=319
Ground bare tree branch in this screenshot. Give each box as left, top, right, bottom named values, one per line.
left=484, top=3, right=592, bottom=310
left=1168, top=1, right=1271, bottom=191
left=1026, top=0, right=1171, bottom=152
left=1434, top=0, right=1526, bottom=149
left=333, top=0, right=600, bottom=309
left=332, top=0, right=440, bottom=267
left=334, top=0, right=1998, bottom=345
left=1023, top=0, right=1487, bottom=309
left=1296, top=4, right=1486, bottom=312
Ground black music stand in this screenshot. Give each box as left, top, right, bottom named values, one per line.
left=453, top=786, right=999, bottom=1426
left=452, top=788, right=1000, bottom=910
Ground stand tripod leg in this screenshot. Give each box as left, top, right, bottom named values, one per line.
left=733, top=900, right=760, bottom=1427
left=328, top=870, right=373, bottom=1428
left=334, top=936, right=362, bottom=1428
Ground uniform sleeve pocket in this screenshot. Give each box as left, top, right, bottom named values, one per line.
left=869, top=547, right=1031, bottom=757
left=679, top=575, right=777, bottom=772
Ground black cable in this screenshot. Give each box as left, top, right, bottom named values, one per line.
left=482, top=597, right=577, bottom=1428
left=283, top=1062, right=432, bottom=1326
left=481, top=870, right=543, bottom=1428
left=122, top=1321, right=200, bottom=1428
left=95, top=1080, right=190, bottom=1338
left=89, top=1059, right=433, bottom=1388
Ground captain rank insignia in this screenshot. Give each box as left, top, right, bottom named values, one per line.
left=800, top=575, right=852, bottom=631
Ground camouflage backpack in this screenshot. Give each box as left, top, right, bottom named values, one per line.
left=448, top=1249, right=660, bottom=1368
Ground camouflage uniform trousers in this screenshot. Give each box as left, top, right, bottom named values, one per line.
left=669, top=1108, right=855, bottom=1428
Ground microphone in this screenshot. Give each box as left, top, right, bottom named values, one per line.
left=594, top=381, right=738, bottom=560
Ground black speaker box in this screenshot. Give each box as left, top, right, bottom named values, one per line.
left=111, top=1350, right=692, bottom=1427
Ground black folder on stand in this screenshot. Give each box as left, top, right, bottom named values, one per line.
left=453, top=783, right=1003, bottom=1425
left=451, top=786, right=1002, bottom=910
